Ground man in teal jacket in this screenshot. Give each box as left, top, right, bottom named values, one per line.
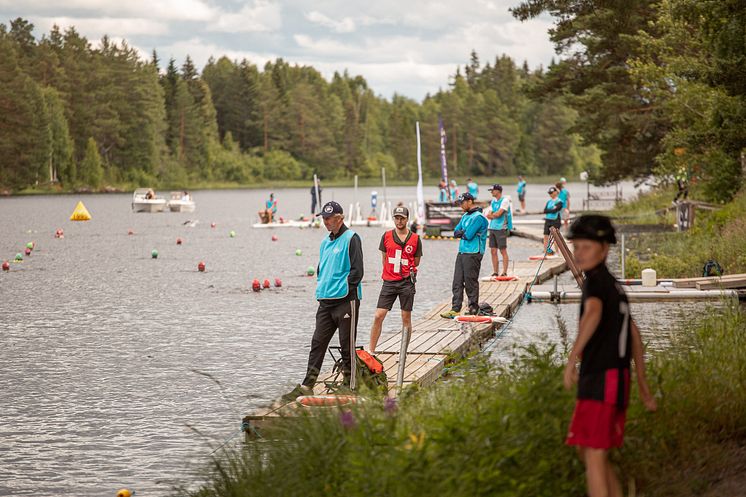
left=441, top=193, right=488, bottom=318
left=283, top=201, right=364, bottom=401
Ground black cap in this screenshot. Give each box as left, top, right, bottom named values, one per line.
left=488, top=184, right=503, bottom=192
left=457, top=192, right=475, bottom=203
left=547, top=186, right=558, bottom=194
left=567, top=215, right=617, bottom=244
left=317, top=201, right=344, bottom=218
left=393, top=206, right=409, bottom=218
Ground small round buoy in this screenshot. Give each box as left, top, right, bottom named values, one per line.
left=271, top=235, right=278, bottom=241
left=151, top=249, right=158, bottom=259
left=197, top=261, right=205, bottom=272
left=295, top=249, right=302, bottom=256
left=26, top=242, right=34, bottom=250
left=14, top=253, right=23, bottom=262
left=24, top=248, right=31, bottom=256
left=251, top=278, right=261, bottom=292
left=211, top=222, right=216, bottom=228
left=2, top=261, right=9, bottom=271
left=176, top=238, right=182, bottom=245
left=229, top=230, right=236, bottom=238
left=116, top=489, right=134, bottom=497
left=262, top=279, right=271, bottom=289
left=306, top=266, right=315, bottom=276
left=128, top=229, right=134, bottom=235
left=274, top=278, right=282, bottom=287
left=55, top=228, right=64, bottom=238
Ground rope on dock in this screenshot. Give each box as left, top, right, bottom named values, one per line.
left=209, top=421, right=256, bottom=456
left=483, top=233, right=555, bottom=354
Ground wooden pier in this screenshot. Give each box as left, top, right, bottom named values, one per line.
left=243, top=254, right=567, bottom=437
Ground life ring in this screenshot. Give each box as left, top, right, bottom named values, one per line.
left=296, top=395, right=359, bottom=407
left=528, top=254, right=559, bottom=261
left=454, top=315, right=508, bottom=324
left=491, top=276, right=518, bottom=282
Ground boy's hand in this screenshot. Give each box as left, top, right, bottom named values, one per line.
left=563, top=361, right=578, bottom=390
left=639, top=384, right=658, bottom=412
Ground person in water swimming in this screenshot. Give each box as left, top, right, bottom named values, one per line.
left=563, top=215, right=657, bottom=497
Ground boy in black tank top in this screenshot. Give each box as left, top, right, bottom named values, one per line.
left=563, top=215, right=657, bottom=497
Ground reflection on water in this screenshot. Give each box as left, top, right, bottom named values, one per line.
left=0, top=183, right=644, bottom=496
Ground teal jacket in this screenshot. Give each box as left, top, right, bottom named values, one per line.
left=316, top=227, right=363, bottom=301
left=455, top=208, right=488, bottom=254
left=544, top=199, right=563, bottom=221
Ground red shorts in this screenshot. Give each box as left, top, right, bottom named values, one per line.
left=566, top=369, right=629, bottom=449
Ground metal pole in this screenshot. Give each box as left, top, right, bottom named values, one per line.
left=396, top=326, right=411, bottom=391
left=621, top=233, right=626, bottom=278
left=382, top=167, right=388, bottom=210
left=354, top=174, right=358, bottom=212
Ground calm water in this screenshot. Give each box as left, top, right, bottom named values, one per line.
left=1, top=181, right=653, bottom=496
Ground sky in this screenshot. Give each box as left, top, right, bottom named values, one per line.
left=0, top=0, right=557, bottom=101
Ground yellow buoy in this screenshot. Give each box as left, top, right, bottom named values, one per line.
left=116, top=489, right=134, bottom=497
left=70, top=201, right=91, bottom=221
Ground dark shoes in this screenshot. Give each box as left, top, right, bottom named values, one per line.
left=281, top=384, right=313, bottom=402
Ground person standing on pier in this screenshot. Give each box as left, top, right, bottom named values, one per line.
left=558, top=178, right=571, bottom=228
left=310, top=180, right=322, bottom=217
left=516, top=175, right=527, bottom=214
left=466, top=178, right=479, bottom=199
left=543, top=186, right=563, bottom=255
left=486, top=184, right=511, bottom=277
left=441, top=193, right=488, bottom=318
left=438, top=179, right=448, bottom=202
left=282, top=201, right=364, bottom=401
left=563, top=214, right=657, bottom=497
left=367, top=206, right=422, bottom=353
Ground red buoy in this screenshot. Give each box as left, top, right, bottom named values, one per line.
left=2, top=261, right=9, bottom=271
left=24, top=248, right=31, bottom=256
left=128, top=229, right=134, bottom=235
left=176, top=238, right=183, bottom=245
left=274, top=278, right=282, bottom=288
left=211, top=222, right=216, bottom=228
left=197, top=261, right=205, bottom=272
left=271, top=235, right=278, bottom=241
left=262, top=279, right=271, bottom=289
left=251, top=279, right=261, bottom=292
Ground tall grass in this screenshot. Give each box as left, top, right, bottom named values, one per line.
left=180, top=305, right=746, bottom=497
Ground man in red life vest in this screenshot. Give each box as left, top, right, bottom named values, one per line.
left=367, top=206, right=422, bottom=353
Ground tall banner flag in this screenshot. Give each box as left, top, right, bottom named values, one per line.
left=415, top=121, right=426, bottom=223
left=438, top=115, right=450, bottom=200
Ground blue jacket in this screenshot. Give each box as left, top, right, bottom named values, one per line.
left=455, top=208, right=488, bottom=254
left=558, top=188, right=569, bottom=206
left=517, top=180, right=526, bottom=195
left=316, top=226, right=363, bottom=301
left=489, top=197, right=510, bottom=230
left=544, top=199, right=563, bottom=221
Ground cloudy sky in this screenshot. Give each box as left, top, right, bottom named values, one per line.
left=1, top=0, right=556, bottom=100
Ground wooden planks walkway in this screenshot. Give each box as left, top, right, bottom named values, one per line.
left=242, top=252, right=567, bottom=437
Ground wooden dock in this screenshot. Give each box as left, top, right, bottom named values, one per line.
left=243, top=254, right=567, bottom=437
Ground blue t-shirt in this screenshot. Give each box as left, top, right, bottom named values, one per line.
left=467, top=182, right=478, bottom=198
left=489, top=197, right=509, bottom=230
left=558, top=188, right=569, bottom=207
left=517, top=180, right=526, bottom=196
left=544, top=198, right=563, bottom=221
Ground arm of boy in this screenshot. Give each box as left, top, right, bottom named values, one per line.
left=563, top=297, right=603, bottom=390
left=631, top=319, right=657, bottom=411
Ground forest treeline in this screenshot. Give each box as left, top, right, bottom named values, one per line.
left=0, top=17, right=597, bottom=193
left=1, top=0, right=745, bottom=201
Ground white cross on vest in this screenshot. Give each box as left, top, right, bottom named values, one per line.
left=388, top=249, right=409, bottom=274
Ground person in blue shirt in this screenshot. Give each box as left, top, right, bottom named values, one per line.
left=558, top=178, right=571, bottom=227
left=441, top=193, right=489, bottom=318
left=449, top=180, right=459, bottom=201
left=261, top=192, right=278, bottom=223
left=438, top=179, right=448, bottom=202
left=467, top=178, right=479, bottom=199
left=486, top=184, right=511, bottom=277
left=517, top=175, right=527, bottom=214
left=283, top=201, right=364, bottom=401
left=543, top=186, right=564, bottom=255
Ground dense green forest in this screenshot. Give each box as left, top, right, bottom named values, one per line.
left=1, top=0, right=744, bottom=201
left=0, top=17, right=597, bottom=193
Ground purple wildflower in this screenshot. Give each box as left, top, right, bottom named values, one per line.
left=384, top=397, right=398, bottom=415
left=339, top=409, right=356, bottom=429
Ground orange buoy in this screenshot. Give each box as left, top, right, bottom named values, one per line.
left=197, top=261, right=205, bottom=272
left=251, top=279, right=261, bottom=292
left=274, top=278, right=282, bottom=287
left=262, top=279, right=270, bottom=289
left=2, top=261, right=9, bottom=271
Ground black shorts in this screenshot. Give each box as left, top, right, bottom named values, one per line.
left=488, top=229, right=508, bottom=249
left=518, top=194, right=525, bottom=202
left=544, top=218, right=561, bottom=235
left=376, top=279, right=415, bottom=312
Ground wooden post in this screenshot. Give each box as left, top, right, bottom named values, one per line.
left=550, top=226, right=585, bottom=287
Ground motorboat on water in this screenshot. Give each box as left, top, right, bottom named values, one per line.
left=168, top=191, right=196, bottom=213
left=132, top=188, right=167, bottom=213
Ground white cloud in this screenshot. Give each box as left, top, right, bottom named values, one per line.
left=207, top=0, right=282, bottom=33
left=158, top=37, right=272, bottom=68
left=305, top=11, right=356, bottom=33
left=31, top=16, right=169, bottom=38
left=2, top=0, right=216, bottom=21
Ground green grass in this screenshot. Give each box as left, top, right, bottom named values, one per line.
left=180, top=305, right=746, bottom=497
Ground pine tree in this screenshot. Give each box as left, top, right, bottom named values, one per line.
left=79, top=137, right=103, bottom=188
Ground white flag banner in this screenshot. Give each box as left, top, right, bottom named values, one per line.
left=415, top=121, right=425, bottom=223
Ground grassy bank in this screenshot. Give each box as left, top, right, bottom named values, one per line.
left=181, top=305, right=746, bottom=497
left=613, top=188, right=746, bottom=278
left=11, top=175, right=559, bottom=196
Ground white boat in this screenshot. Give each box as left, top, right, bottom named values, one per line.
left=132, top=188, right=167, bottom=213
left=167, top=191, right=196, bottom=213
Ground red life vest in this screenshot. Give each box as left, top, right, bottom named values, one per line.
left=382, top=230, right=419, bottom=281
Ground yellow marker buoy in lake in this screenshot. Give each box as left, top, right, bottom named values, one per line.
left=116, top=489, right=134, bottom=497
left=70, top=201, right=91, bottom=221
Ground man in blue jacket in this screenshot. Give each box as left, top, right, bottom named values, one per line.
left=283, top=201, right=364, bottom=401
left=441, top=193, right=488, bottom=318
